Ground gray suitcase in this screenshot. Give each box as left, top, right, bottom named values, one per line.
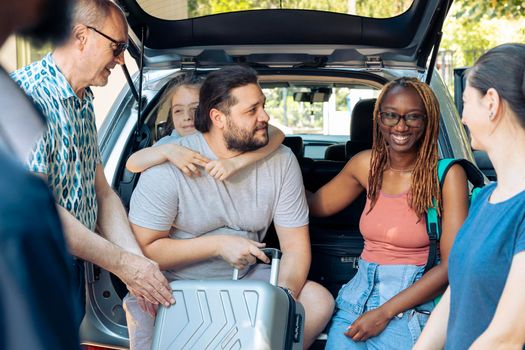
left=151, top=248, right=305, bottom=350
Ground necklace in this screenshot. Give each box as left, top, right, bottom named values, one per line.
left=389, top=166, right=414, bottom=173
left=387, top=162, right=415, bottom=173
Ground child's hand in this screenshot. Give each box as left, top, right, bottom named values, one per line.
left=163, top=144, right=210, bottom=177
left=205, top=158, right=243, bottom=181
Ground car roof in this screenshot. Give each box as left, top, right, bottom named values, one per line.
left=117, top=0, right=453, bottom=71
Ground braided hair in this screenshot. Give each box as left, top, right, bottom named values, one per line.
left=367, top=77, right=441, bottom=218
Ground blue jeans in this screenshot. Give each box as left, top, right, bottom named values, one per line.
left=325, top=259, right=433, bottom=350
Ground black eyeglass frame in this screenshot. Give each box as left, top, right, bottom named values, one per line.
left=378, top=111, right=427, bottom=128
left=86, top=25, right=128, bottom=57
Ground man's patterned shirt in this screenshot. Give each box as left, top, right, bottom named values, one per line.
left=11, top=53, right=99, bottom=231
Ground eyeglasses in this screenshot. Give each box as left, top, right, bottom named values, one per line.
left=86, top=26, right=128, bottom=57
left=379, top=111, right=426, bottom=128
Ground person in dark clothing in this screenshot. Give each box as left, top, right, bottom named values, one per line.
left=0, top=0, right=80, bottom=348
left=0, top=150, right=79, bottom=350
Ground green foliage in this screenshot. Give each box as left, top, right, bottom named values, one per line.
left=336, top=88, right=351, bottom=111
left=355, top=0, right=412, bottom=18
left=263, top=88, right=324, bottom=131
left=442, top=1, right=525, bottom=67
left=188, top=0, right=412, bottom=18
left=185, top=0, right=524, bottom=91
left=188, top=0, right=347, bottom=17
left=453, top=0, right=525, bottom=20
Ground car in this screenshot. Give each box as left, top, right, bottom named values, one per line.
left=80, top=0, right=492, bottom=348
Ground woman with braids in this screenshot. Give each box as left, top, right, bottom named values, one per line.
left=308, top=77, right=469, bottom=349
left=415, top=44, right=525, bottom=350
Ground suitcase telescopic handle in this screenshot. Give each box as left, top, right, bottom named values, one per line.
left=232, top=248, right=282, bottom=286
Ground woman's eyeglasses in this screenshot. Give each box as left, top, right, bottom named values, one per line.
left=379, top=111, right=426, bottom=128
left=86, top=26, right=128, bottom=57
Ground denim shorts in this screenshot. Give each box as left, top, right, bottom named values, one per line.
left=325, top=258, right=434, bottom=350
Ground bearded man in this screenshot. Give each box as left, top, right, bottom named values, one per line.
left=125, top=65, right=334, bottom=350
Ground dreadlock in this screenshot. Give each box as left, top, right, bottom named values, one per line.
left=367, top=77, right=441, bottom=218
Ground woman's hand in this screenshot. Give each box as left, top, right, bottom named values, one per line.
left=163, top=144, right=210, bottom=177
left=344, top=307, right=392, bottom=341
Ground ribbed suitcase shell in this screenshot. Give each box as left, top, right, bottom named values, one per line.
left=152, top=278, right=304, bottom=350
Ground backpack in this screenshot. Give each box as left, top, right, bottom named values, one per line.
left=424, top=158, right=486, bottom=273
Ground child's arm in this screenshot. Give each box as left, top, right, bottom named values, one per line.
left=126, top=143, right=210, bottom=176
left=205, top=125, right=285, bottom=181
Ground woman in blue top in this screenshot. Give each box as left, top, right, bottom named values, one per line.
left=415, top=43, right=525, bottom=349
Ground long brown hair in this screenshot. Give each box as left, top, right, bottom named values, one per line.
left=367, top=77, right=441, bottom=218
left=157, top=73, right=203, bottom=138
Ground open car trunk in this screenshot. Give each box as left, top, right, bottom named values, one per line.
left=117, top=0, right=453, bottom=71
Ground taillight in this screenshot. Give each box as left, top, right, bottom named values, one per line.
left=82, top=345, right=119, bottom=350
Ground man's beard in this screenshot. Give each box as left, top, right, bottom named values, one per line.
left=18, top=0, right=73, bottom=46
left=224, top=117, right=269, bottom=152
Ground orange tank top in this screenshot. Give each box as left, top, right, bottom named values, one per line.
left=359, top=190, right=429, bottom=265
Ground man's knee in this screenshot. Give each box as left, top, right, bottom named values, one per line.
left=299, top=280, right=335, bottom=322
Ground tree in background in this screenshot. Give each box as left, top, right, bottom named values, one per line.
left=352, top=0, right=411, bottom=18
left=188, top=0, right=410, bottom=18
left=454, top=0, right=524, bottom=20
left=442, top=0, right=525, bottom=68
left=187, top=0, right=523, bottom=89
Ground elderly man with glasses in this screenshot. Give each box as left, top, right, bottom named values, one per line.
left=10, top=0, right=174, bottom=330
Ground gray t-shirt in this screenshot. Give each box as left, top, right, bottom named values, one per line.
left=129, top=132, right=308, bottom=280
left=154, top=130, right=179, bottom=146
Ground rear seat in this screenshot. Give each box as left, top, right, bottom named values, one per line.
left=274, top=106, right=376, bottom=342
left=323, top=98, right=376, bottom=161
left=282, top=135, right=304, bottom=160
left=306, top=99, right=376, bottom=299
left=273, top=102, right=375, bottom=299
left=345, top=98, right=375, bottom=159
left=282, top=135, right=314, bottom=179
left=307, top=98, right=376, bottom=235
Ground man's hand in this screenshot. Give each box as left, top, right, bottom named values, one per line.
left=205, top=158, right=242, bottom=181
left=344, top=307, right=392, bottom=342
left=163, top=144, right=210, bottom=177
left=216, top=236, right=270, bottom=269
left=117, top=251, right=175, bottom=307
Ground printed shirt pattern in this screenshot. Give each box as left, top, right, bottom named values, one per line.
left=11, top=53, right=100, bottom=231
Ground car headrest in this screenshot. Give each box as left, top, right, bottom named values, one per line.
left=283, top=136, right=304, bottom=160
left=324, top=144, right=346, bottom=161
left=350, top=98, right=376, bottom=145
left=345, top=140, right=371, bottom=159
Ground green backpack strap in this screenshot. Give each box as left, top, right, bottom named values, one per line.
left=424, top=158, right=485, bottom=274
left=421, top=158, right=485, bottom=307
left=424, top=159, right=455, bottom=273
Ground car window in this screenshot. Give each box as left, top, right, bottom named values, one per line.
left=262, top=85, right=379, bottom=137
left=137, top=0, right=414, bottom=20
